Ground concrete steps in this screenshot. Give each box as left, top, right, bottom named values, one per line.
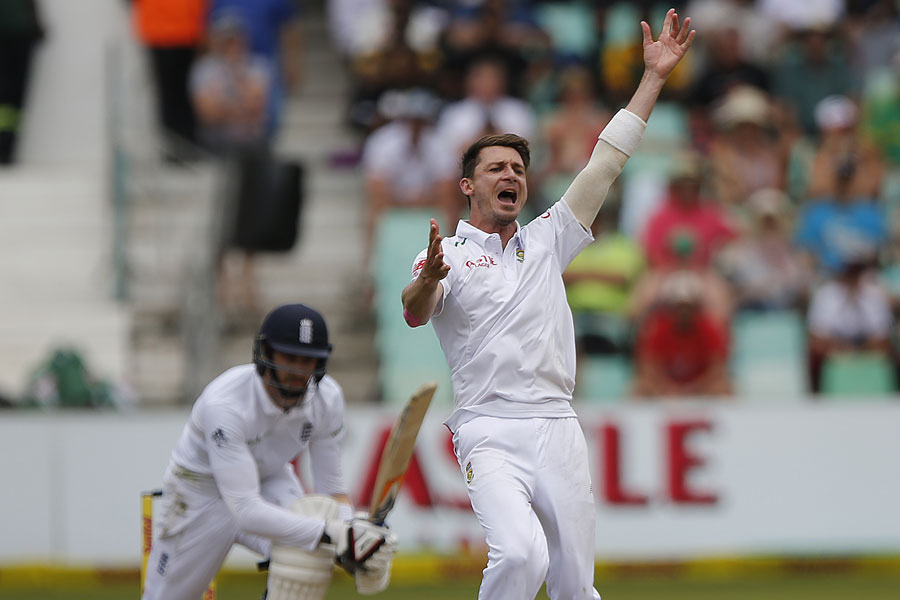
left=126, top=4, right=379, bottom=405
left=0, top=167, right=129, bottom=397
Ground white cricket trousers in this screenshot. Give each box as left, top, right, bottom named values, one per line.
left=141, top=464, right=301, bottom=600
left=454, top=415, right=601, bottom=600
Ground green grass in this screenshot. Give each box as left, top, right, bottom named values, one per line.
left=2, top=572, right=900, bottom=600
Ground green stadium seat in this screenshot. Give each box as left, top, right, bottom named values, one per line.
left=576, top=354, right=632, bottom=404
left=731, top=310, right=807, bottom=401
left=821, top=353, right=897, bottom=398
left=372, top=209, right=452, bottom=407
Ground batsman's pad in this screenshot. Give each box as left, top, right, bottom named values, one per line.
left=267, top=495, right=339, bottom=600
left=324, top=518, right=390, bottom=575
left=354, top=531, right=398, bottom=595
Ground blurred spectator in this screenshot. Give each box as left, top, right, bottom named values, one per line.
left=190, top=12, right=272, bottom=153
left=806, top=257, right=894, bottom=393
left=689, top=25, right=769, bottom=109
left=708, top=86, right=786, bottom=207
left=630, top=231, right=734, bottom=328
left=536, top=64, right=612, bottom=212
left=190, top=12, right=274, bottom=317
left=685, top=0, right=777, bottom=66
left=632, top=270, right=733, bottom=399
left=794, top=97, right=888, bottom=276
left=772, top=23, right=854, bottom=137
left=758, top=0, right=844, bottom=33
left=210, top=0, right=303, bottom=139
left=132, top=0, right=206, bottom=163
left=0, top=0, right=44, bottom=165
left=339, top=0, right=442, bottom=133
left=362, top=88, right=448, bottom=256
left=806, top=95, right=885, bottom=200
left=846, top=0, right=900, bottom=90
left=600, top=2, right=692, bottom=105
left=861, top=51, right=900, bottom=168
left=563, top=198, right=644, bottom=360
left=718, top=188, right=812, bottom=312
left=641, top=151, right=737, bottom=269
left=438, top=0, right=549, bottom=100
left=435, top=54, right=536, bottom=227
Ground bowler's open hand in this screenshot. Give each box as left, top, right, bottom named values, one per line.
left=642, top=8, right=695, bottom=79
left=419, top=219, right=450, bottom=283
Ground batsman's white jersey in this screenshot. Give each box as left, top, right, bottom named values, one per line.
left=141, top=364, right=348, bottom=600
left=410, top=199, right=602, bottom=600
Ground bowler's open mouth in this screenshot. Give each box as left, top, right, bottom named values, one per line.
left=498, top=189, right=518, bottom=203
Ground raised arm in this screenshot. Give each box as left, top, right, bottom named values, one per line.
left=564, top=8, right=695, bottom=229
left=401, top=219, right=450, bottom=327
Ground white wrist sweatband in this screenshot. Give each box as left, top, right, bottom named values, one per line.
left=598, top=109, right=647, bottom=157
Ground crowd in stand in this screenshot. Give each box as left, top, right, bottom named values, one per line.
left=342, top=0, right=900, bottom=399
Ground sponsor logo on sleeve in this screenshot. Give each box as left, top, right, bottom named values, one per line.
left=211, top=428, right=228, bottom=448
left=300, top=422, right=314, bottom=443
left=412, top=258, right=427, bottom=277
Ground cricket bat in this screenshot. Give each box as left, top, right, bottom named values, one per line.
left=368, top=382, right=437, bottom=526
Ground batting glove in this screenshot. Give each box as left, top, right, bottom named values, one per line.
left=354, top=532, right=397, bottom=595
left=323, top=518, right=389, bottom=575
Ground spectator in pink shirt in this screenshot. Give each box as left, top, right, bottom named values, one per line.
left=641, top=152, right=737, bottom=268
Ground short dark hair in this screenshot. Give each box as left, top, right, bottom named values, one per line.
left=460, top=133, right=531, bottom=180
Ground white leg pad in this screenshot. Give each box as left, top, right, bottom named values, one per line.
left=266, top=495, right=340, bottom=600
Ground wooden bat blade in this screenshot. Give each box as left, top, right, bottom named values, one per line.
left=368, top=381, right=437, bottom=525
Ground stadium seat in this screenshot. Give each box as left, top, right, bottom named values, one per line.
left=576, top=354, right=632, bottom=404
left=821, top=353, right=897, bottom=398
left=731, top=310, right=807, bottom=401
left=372, top=209, right=452, bottom=407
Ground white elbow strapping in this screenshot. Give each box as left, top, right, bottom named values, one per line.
left=598, top=109, right=647, bottom=157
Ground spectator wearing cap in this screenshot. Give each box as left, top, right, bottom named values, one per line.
left=806, top=254, right=894, bottom=393
left=209, top=0, right=303, bottom=139
left=794, top=95, right=888, bottom=276
left=189, top=11, right=274, bottom=318
left=707, top=85, right=787, bottom=207
left=632, top=270, right=733, bottom=399
left=717, top=188, right=812, bottom=312
left=807, top=95, right=885, bottom=200
left=189, top=12, right=273, bottom=153
left=362, top=87, right=449, bottom=257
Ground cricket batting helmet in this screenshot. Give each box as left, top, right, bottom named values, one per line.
left=253, top=304, right=332, bottom=399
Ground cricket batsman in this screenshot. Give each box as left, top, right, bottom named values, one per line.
left=402, top=9, right=694, bottom=600
left=141, top=303, right=395, bottom=600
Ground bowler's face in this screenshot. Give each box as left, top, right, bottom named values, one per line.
left=462, top=146, right=527, bottom=227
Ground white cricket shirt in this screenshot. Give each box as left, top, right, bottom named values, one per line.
left=169, top=364, right=347, bottom=548
left=411, top=200, right=593, bottom=432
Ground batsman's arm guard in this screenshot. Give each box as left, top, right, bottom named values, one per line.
left=266, top=495, right=339, bottom=600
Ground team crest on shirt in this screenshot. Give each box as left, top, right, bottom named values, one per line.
left=465, top=461, right=474, bottom=484
left=515, top=248, right=525, bottom=263
left=300, top=422, right=314, bottom=443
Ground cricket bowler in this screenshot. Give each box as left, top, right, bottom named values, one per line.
left=402, top=9, right=695, bottom=600
left=142, top=304, right=395, bottom=600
